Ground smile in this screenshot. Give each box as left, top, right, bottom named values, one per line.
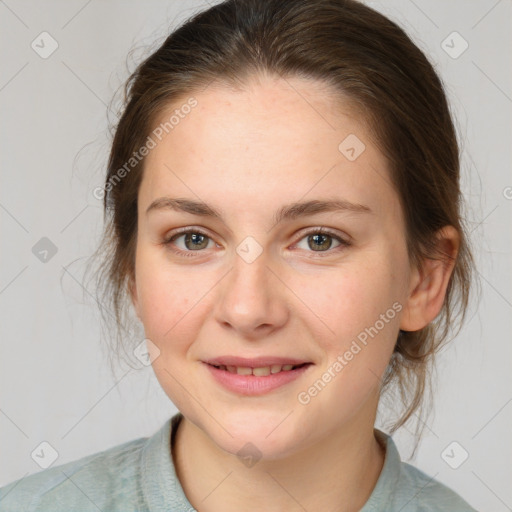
left=203, top=359, right=313, bottom=396
left=209, top=363, right=309, bottom=376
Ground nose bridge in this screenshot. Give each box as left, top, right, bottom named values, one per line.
left=215, top=240, right=288, bottom=335
left=227, top=246, right=273, bottom=313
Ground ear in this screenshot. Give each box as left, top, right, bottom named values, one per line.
left=400, top=226, right=460, bottom=332
left=128, top=273, right=141, bottom=320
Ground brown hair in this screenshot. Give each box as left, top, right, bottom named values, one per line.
left=85, top=0, right=474, bottom=433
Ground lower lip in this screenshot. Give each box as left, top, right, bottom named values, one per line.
left=203, top=363, right=312, bottom=396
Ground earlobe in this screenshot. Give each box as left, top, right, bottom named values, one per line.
left=399, top=226, right=460, bottom=332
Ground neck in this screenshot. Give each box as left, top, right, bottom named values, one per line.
left=172, top=413, right=385, bottom=512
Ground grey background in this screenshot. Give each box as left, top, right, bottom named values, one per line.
left=0, top=1, right=511, bottom=510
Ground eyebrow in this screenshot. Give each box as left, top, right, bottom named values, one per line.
left=145, top=197, right=372, bottom=224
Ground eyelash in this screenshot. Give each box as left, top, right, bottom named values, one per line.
left=162, top=227, right=351, bottom=258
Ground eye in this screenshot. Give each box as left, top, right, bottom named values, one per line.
left=163, top=228, right=216, bottom=254
left=293, top=228, right=350, bottom=254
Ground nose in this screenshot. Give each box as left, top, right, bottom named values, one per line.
left=214, top=248, right=289, bottom=340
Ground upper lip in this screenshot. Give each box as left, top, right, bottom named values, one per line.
left=203, top=356, right=311, bottom=368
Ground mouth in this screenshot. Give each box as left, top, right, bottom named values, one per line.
left=206, top=362, right=311, bottom=376
left=202, top=357, right=314, bottom=395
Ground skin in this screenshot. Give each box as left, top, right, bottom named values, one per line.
left=129, top=74, right=459, bottom=512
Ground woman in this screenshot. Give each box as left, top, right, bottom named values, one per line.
left=0, top=0, right=477, bottom=510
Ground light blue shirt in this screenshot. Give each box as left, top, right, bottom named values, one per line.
left=0, top=413, right=477, bottom=511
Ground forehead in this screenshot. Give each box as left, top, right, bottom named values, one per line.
left=139, top=76, right=397, bottom=220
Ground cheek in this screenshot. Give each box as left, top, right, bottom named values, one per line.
left=304, top=259, right=404, bottom=391
left=135, top=258, right=211, bottom=409
left=300, top=272, right=400, bottom=404
left=135, top=253, right=202, bottom=349
left=307, top=265, right=401, bottom=337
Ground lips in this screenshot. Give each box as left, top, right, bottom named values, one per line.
left=203, top=357, right=313, bottom=395
left=204, top=356, right=311, bottom=375
left=209, top=362, right=309, bottom=376
left=204, top=356, right=310, bottom=368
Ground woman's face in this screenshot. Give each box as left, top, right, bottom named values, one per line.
left=131, top=75, right=414, bottom=459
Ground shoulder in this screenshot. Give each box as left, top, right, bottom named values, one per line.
left=0, top=435, right=149, bottom=512
left=394, top=461, right=477, bottom=512
left=364, top=430, right=478, bottom=512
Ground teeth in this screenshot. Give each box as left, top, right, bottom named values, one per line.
left=253, top=366, right=271, bottom=376
left=214, top=364, right=302, bottom=376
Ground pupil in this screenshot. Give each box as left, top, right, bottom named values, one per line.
left=186, top=233, right=207, bottom=250
left=309, top=234, right=331, bottom=251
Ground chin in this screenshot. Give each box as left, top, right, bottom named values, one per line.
left=200, top=407, right=310, bottom=461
